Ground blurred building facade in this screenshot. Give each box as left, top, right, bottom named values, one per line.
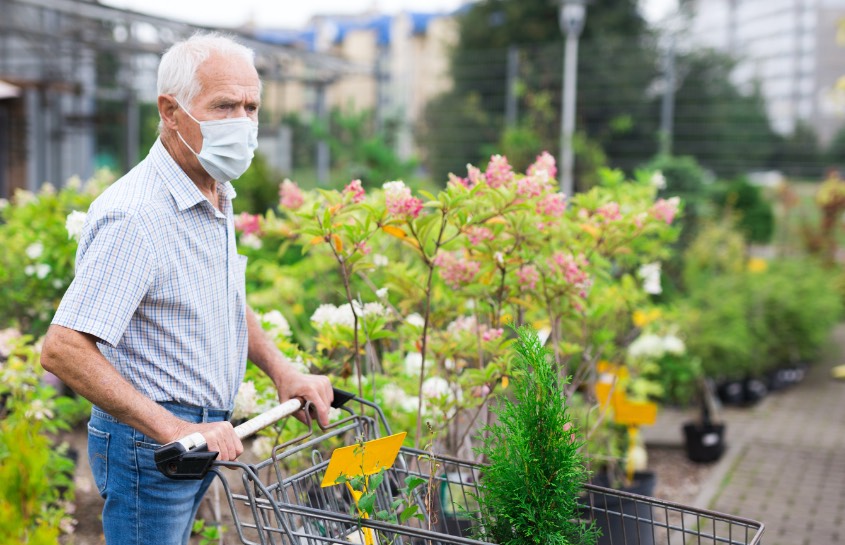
left=0, top=0, right=353, bottom=198
left=686, top=0, right=845, bottom=145
left=254, top=10, right=459, bottom=161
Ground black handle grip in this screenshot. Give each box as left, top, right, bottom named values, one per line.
left=330, top=387, right=356, bottom=409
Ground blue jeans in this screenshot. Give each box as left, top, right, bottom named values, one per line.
left=88, top=402, right=232, bottom=545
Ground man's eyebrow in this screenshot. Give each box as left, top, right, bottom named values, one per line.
left=208, top=97, right=238, bottom=108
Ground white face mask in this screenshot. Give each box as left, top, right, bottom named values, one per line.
left=175, top=100, right=258, bottom=183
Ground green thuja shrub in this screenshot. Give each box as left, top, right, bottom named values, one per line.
left=474, top=326, right=597, bottom=545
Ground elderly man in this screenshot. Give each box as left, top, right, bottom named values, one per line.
left=41, top=33, right=333, bottom=544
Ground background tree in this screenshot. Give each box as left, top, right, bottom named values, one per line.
left=671, top=49, right=777, bottom=178
left=420, top=0, right=660, bottom=185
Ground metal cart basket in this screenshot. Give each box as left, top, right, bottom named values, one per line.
left=165, top=395, right=764, bottom=545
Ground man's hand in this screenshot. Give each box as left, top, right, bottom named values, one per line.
left=276, top=372, right=334, bottom=427
left=246, top=307, right=334, bottom=427
left=169, top=420, right=244, bottom=462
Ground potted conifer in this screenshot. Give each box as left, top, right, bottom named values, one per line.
left=472, top=326, right=597, bottom=545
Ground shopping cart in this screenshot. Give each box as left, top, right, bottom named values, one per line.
left=155, top=391, right=765, bottom=545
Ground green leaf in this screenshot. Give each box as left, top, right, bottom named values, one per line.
left=404, top=475, right=426, bottom=491
left=399, top=504, right=419, bottom=524
left=368, top=471, right=385, bottom=491
left=357, top=492, right=377, bottom=514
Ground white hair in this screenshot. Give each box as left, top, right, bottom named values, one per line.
left=157, top=32, right=259, bottom=124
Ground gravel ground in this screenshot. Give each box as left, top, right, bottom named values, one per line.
left=648, top=446, right=717, bottom=507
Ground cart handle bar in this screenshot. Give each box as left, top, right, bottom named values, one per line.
left=154, top=387, right=355, bottom=480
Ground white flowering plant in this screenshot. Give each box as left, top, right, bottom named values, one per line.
left=0, top=171, right=113, bottom=336
left=627, top=306, right=702, bottom=406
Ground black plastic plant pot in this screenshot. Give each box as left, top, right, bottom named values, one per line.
left=585, top=471, right=657, bottom=545
left=743, top=378, right=768, bottom=405
left=717, top=380, right=745, bottom=406
left=682, top=421, right=725, bottom=463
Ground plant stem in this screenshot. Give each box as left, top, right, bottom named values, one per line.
left=413, top=210, right=449, bottom=449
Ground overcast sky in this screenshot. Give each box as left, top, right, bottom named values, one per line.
left=100, top=0, right=679, bottom=29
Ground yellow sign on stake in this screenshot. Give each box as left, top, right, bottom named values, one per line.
left=321, top=432, right=407, bottom=545
left=321, top=432, right=407, bottom=488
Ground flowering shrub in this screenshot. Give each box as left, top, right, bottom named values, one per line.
left=233, top=154, right=681, bottom=457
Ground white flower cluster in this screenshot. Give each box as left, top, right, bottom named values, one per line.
left=381, top=383, right=419, bottom=413
left=628, top=332, right=686, bottom=360
left=25, top=242, right=43, bottom=260
left=650, top=170, right=667, bottom=190
left=372, top=254, right=389, bottom=267
left=261, top=310, right=292, bottom=339
left=637, top=262, right=662, bottom=295
left=403, top=352, right=429, bottom=376
left=232, top=381, right=259, bottom=420
left=65, top=210, right=87, bottom=241
left=382, top=180, right=408, bottom=195
left=22, top=240, right=51, bottom=279
left=0, top=328, right=22, bottom=359
left=310, top=301, right=386, bottom=328
left=420, top=376, right=462, bottom=417
left=24, top=263, right=51, bottom=279
left=240, top=233, right=262, bottom=250
left=405, top=313, right=425, bottom=328
left=25, top=398, right=54, bottom=421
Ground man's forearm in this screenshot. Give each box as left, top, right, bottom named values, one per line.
left=41, top=325, right=188, bottom=444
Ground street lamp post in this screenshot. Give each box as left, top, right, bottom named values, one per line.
left=557, top=0, right=588, bottom=196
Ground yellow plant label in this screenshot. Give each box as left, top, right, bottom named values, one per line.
left=321, top=432, right=407, bottom=487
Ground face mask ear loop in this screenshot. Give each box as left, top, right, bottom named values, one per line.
left=176, top=130, right=200, bottom=156
left=173, top=98, right=201, bottom=156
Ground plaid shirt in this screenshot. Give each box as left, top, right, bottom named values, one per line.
left=53, top=139, right=248, bottom=409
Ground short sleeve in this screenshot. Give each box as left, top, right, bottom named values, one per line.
left=52, top=210, right=156, bottom=347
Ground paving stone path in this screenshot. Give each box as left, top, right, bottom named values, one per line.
left=646, top=323, right=845, bottom=545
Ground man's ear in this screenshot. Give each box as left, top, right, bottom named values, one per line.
left=158, top=95, right=179, bottom=131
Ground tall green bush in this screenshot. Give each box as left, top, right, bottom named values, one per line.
left=748, top=259, right=842, bottom=368
left=709, top=178, right=774, bottom=244
left=679, top=273, right=755, bottom=381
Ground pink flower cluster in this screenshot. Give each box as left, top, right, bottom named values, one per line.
left=516, top=173, right=550, bottom=198
left=485, top=154, right=514, bottom=189
left=279, top=179, right=304, bottom=210
left=516, top=264, right=540, bottom=290
left=650, top=197, right=680, bottom=224
left=447, top=315, right=477, bottom=334
left=383, top=181, right=423, bottom=219
left=467, top=164, right=486, bottom=186
left=527, top=151, right=557, bottom=181
left=466, top=226, right=495, bottom=245
left=446, top=315, right=503, bottom=343
left=235, top=212, right=261, bottom=235
left=536, top=192, right=567, bottom=217
left=549, top=252, right=590, bottom=290
left=447, top=173, right=471, bottom=190
left=596, top=202, right=622, bottom=222
left=343, top=179, right=366, bottom=203
left=433, top=251, right=480, bottom=289
left=482, top=328, right=504, bottom=342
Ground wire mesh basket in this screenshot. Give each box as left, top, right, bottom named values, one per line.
left=209, top=398, right=764, bottom=545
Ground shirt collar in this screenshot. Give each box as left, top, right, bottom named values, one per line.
left=151, top=138, right=236, bottom=212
